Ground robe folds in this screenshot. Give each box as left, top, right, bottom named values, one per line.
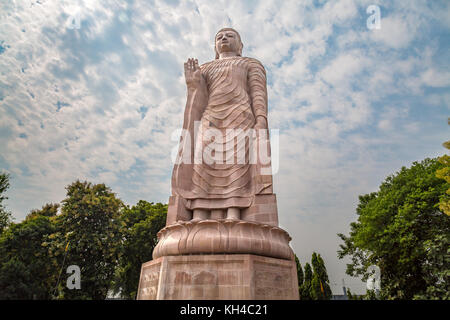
left=172, top=56, right=273, bottom=210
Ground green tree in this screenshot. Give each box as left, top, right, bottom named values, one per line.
left=436, top=137, right=450, bottom=216
left=0, top=204, right=59, bottom=299
left=112, top=200, right=167, bottom=299
left=413, top=233, right=450, bottom=299
left=51, top=180, right=123, bottom=299
left=346, top=288, right=357, bottom=300
left=338, top=158, right=450, bottom=299
left=0, top=172, right=12, bottom=235
left=294, top=254, right=304, bottom=297
left=310, top=252, right=332, bottom=300
left=300, top=262, right=313, bottom=300
left=346, top=287, right=377, bottom=300
left=27, top=203, right=59, bottom=219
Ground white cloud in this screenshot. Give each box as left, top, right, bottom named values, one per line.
left=420, top=68, right=450, bottom=87
left=367, top=16, right=413, bottom=49
left=320, top=51, right=367, bottom=86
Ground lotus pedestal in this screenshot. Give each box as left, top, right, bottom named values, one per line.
left=137, top=219, right=299, bottom=300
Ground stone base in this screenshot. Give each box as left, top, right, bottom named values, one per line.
left=137, top=254, right=299, bottom=300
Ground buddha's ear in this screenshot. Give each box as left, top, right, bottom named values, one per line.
left=238, top=42, right=243, bottom=56
left=215, top=44, right=219, bottom=59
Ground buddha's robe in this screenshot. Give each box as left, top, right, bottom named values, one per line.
left=172, top=56, right=272, bottom=210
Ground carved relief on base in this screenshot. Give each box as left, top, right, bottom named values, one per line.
left=136, top=261, right=161, bottom=300
left=137, top=254, right=299, bottom=300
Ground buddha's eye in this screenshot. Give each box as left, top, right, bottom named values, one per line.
left=227, top=33, right=234, bottom=37
left=216, top=34, right=223, bottom=40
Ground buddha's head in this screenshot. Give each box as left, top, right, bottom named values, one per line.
left=214, top=28, right=243, bottom=59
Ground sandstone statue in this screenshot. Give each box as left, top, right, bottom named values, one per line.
left=137, top=28, right=299, bottom=300
left=170, top=27, right=275, bottom=224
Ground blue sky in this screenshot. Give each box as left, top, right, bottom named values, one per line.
left=0, top=0, right=449, bottom=294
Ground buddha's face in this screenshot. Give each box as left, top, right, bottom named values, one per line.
left=215, top=30, right=240, bottom=55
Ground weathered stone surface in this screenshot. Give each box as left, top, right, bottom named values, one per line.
left=137, top=254, right=299, bottom=300
left=166, top=195, right=192, bottom=225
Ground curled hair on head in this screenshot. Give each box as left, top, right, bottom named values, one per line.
left=214, top=27, right=243, bottom=59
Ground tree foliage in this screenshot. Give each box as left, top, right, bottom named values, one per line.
left=338, top=158, right=450, bottom=299
left=345, top=287, right=378, bottom=300
left=0, top=204, right=59, bottom=299
left=0, top=172, right=12, bottom=235
left=436, top=133, right=450, bottom=216
left=300, top=262, right=313, bottom=300
left=297, top=252, right=331, bottom=300
left=112, top=200, right=167, bottom=299
left=50, top=180, right=123, bottom=300
left=0, top=177, right=170, bottom=300
left=310, top=252, right=332, bottom=300
left=294, top=254, right=304, bottom=294
left=413, top=233, right=450, bottom=299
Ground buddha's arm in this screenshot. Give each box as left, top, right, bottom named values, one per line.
left=248, top=59, right=268, bottom=128
left=177, top=59, right=208, bottom=167
left=183, top=59, right=208, bottom=130
left=183, top=78, right=207, bottom=130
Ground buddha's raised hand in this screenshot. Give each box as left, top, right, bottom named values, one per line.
left=184, top=58, right=205, bottom=90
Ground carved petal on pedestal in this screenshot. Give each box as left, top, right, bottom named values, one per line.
left=153, top=223, right=189, bottom=259
left=152, top=219, right=294, bottom=260
left=185, top=220, right=228, bottom=254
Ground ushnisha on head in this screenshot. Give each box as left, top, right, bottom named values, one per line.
left=214, top=27, right=244, bottom=59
